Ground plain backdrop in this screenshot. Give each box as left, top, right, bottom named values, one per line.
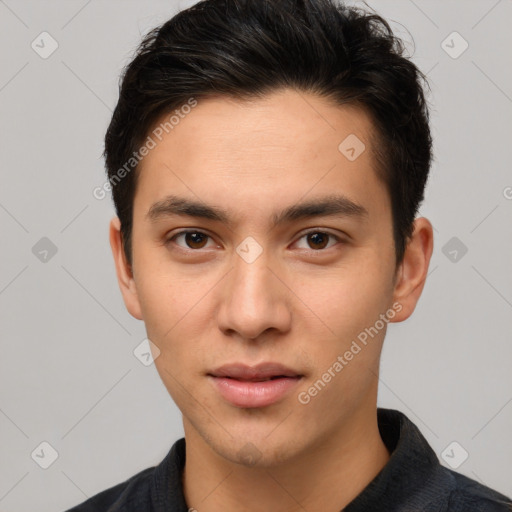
left=0, top=1, right=511, bottom=510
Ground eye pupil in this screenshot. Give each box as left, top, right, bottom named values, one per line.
left=307, top=232, right=328, bottom=250
left=186, top=232, right=208, bottom=249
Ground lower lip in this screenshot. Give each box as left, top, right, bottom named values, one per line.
left=209, top=376, right=302, bottom=408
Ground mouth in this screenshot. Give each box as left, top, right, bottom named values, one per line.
left=221, top=375, right=292, bottom=382
left=207, top=362, right=303, bottom=408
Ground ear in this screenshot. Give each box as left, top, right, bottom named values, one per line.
left=389, top=217, right=434, bottom=323
left=109, top=217, right=143, bottom=320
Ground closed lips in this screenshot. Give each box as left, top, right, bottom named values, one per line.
left=222, top=375, right=297, bottom=382
left=208, top=362, right=303, bottom=381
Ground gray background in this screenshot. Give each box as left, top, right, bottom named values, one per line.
left=0, top=0, right=511, bottom=510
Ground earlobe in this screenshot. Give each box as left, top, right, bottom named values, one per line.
left=109, top=217, right=143, bottom=320
left=389, top=217, right=434, bottom=323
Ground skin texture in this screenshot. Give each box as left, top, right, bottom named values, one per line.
left=109, top=88, right=434, bottom=511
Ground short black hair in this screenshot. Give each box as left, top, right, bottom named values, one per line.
left=104, top=0, right=433, bottom=269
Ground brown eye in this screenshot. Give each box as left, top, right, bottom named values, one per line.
left=170, top=231, right=213, bottom=250
left=306, top=232, right=329, bottom=250
left=294, top=230, right=341, bottom=251
left=184, top=232, right=209, bottom=249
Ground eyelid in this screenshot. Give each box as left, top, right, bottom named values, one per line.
left=166, top=229, right=219, bottom=250
left=292, top=228, right=345, bottom=250
left=295, top=227, right=345, bottom=239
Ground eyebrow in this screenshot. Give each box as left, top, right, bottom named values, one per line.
left=146, top=194, right=369, bottom=228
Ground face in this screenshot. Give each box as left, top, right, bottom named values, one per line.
left=111, top=88, right=431, bottom=468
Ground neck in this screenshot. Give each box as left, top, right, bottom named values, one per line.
left=182, top=407, right=390, bottom=512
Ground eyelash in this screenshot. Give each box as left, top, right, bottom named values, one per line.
left=166, top=229, right=344, bottom=252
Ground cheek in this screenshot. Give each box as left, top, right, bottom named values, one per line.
left=136, top=279, right=177, bottom=339
left=134, top=264, right=218, bottom=371
left=134, top=254, right=207, bottom=330
left=295, top=274, right=388, bottom=418
left=295, top=258, right=393, bottom=345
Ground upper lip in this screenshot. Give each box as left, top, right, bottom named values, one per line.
left=208, top=362, right=302, bottom=381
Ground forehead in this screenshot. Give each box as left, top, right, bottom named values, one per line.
left=134, top=89, right=389, bottom=225
left=149, top=89, right=376, bottom=158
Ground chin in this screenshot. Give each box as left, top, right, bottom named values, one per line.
left=210, top=429, right=306, bottom=469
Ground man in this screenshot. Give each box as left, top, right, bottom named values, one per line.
left=68, top=0, right=512, bottom=510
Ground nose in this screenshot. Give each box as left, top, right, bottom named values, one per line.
left=216, top=248, right=292, bottom=342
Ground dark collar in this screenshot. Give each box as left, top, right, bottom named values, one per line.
left=149, top=408, right=446, bottom=511
left=344, top=408, right=445, bottom=511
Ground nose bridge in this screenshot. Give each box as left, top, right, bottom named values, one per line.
left=218, top=246, right=290, bottom=340
left=233, top=252, right=271, bottom=307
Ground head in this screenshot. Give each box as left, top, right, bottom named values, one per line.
left=108, top=0, right=433, bottom=467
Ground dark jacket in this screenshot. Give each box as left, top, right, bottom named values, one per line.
left=65, top=408, right=512, bottom=511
